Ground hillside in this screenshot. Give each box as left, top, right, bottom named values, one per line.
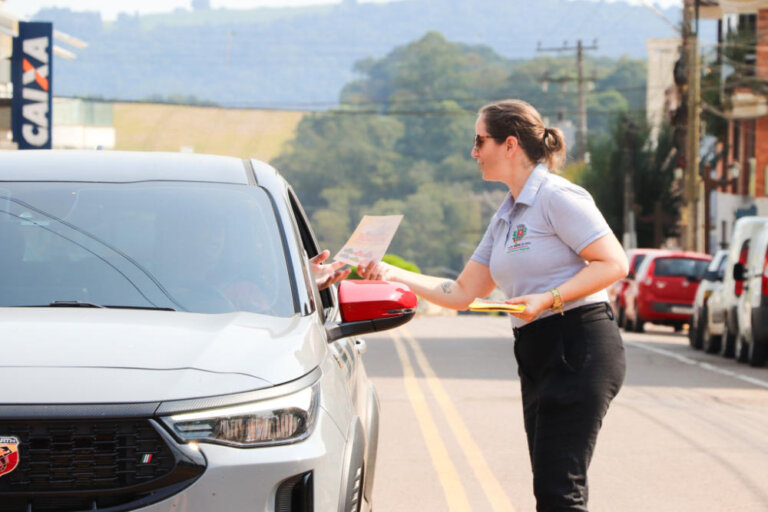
left=113, top=103, right=304, bottom=161
left=33, top=0, right=680, bottom=108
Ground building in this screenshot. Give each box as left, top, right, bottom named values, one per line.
left=647, top=38, right=681, bottom=146
left=53, top=98, right=115, bottom=150
left=0, top=1, right=89, bottom=150
left=697, top=0, right=768, bottom=251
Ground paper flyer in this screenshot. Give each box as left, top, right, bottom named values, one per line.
left=468, top=298, right=526, bottom=313
left=334, top=215, right=403, bottom=266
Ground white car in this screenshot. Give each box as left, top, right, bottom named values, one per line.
left=734, top=222, right=768, bottom=366
left=0, top=150, right=417, bottom=512
left=714, top=216, right=768, bottom=357
left=689, top=249, right=728, bottom=350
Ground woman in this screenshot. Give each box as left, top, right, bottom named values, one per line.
left=358, top=99, right=628, bottom=511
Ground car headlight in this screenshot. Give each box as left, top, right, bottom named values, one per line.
left=161, top=382, right=320, bottom=448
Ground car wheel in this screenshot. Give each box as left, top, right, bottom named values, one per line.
left=748, top=340, right=768, bottom=367
left=617, top=306, right=625, bottom=328
left=674, top=322, right=684, bottom=333
left=720, top=321, right=736, bottom=358
left=702, top=318, right=721, bottom=354
left=734, top=335, right=749, bottom=364
left=633, top=315, right=645, bottom=333
left=689, top=308, right=705, bottom=349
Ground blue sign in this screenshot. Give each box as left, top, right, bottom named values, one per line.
left=12, top=22, right=53, bottom=150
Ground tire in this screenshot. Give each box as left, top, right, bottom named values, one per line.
left=633, top=315, right=645, bottom=333
left=720, top=320, right=736, bottom=358
left=749, top=341, right=768, bottom=367
left=702, top=319, right=722, bottom=354
left=617, top=306, right=626, bottom=328
left=674, top=322, right=684, bottom=333
left=735, top=335, right=749, bottom=364
left=689, top=308, right=705, bottom=349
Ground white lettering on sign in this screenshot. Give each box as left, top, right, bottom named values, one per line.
left=23, top=37, right=49, bottom=65
left=20, top=35, right=51, bottom=147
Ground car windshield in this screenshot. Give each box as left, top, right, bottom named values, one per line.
left=653, top=257, right=709, bottom=279
left=0, top=182, right=296, bottom=316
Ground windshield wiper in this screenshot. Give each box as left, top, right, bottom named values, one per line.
left=48, top=301, right=106, bottom=308
left=103, top=305, right=177, bottom=312
left=46, top=302, right=176, bottom=311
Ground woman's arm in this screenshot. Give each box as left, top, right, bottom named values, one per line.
left=358, top=259, right=497, bottom=310
left=506, top=232, right=628, bottom=323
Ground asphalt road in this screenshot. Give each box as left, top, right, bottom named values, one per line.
left=363, top=314, right=768, bottom=512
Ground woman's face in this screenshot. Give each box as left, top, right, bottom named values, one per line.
left=471, top=116, right=507, bottom=182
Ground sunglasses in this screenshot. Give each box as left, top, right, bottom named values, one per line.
left=473, top=134, right=491, bottom=150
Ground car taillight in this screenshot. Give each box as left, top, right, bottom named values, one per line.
left=762, top=248, right=768, bottom=296
left=736, top=246, right=749, bottom=297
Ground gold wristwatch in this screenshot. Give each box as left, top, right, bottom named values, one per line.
left=549, top=288, right=565, bottom=316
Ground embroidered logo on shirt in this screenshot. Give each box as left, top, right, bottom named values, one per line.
left=507, top=224, right=531, bottom=253
left=512, top=224, right=527, bottom=243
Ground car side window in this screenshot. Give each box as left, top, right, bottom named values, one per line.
left=287, top=190, right=337, bottom=314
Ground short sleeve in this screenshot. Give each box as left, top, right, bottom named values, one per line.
left=470, top=221, right=495, bottom=267
left=545, top=184, right=612, bottom=254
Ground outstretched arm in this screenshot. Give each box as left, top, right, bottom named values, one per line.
left=357, top=259, right=497, bottom=310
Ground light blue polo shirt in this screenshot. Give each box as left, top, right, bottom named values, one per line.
left=471, top=164, right=612, bottom=327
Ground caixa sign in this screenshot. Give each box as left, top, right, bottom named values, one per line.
left=12, top=22, right=53, bottom=150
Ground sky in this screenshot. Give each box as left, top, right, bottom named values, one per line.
left=5, top=0, right=683, bottom=21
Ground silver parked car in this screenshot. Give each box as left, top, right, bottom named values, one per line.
left=689, top=249, right=728, bottom=350
left=0, top=150, right=417, bottom=512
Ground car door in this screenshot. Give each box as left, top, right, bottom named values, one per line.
left=285, top=189, right=362, bottom=406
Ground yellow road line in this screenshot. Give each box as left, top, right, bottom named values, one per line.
left=390, top=331, right=474, bottom=512
left=402, top=326, right=517, bottom=512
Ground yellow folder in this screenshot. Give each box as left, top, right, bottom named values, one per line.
left=468, top=299, right=526, bottom=313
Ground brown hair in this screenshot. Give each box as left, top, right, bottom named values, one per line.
left=479, top=99, right=566, bottom=171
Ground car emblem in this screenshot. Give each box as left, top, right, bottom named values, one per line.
left=0, top=437, right=20, bottom=479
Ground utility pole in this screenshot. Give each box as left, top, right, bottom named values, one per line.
left=537, top=39, right=598, bottom=162
left=623, top=116, right=638, bottom=249
left=682, top=0, right=701, bottom=251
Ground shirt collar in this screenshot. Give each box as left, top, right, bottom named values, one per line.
left=516, top=163, right=549, bottom=206
left=494, top=163, right=549, bottom=223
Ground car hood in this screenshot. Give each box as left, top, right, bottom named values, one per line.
left=0, top=308, right=327, bottom=404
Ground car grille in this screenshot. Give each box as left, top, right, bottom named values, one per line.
left=0, top=419, right=204, bottom=511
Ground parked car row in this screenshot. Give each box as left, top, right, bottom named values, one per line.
left=690, top=216, right=768, bottom=367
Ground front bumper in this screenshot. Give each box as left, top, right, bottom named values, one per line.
left=639, top=301, right=694, bottom=323
left=139, top=409, right=345, bottom=511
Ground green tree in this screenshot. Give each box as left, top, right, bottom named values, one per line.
left=580, top=117, right=680, bottom=247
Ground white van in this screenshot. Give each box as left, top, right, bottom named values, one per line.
left=715, top=216, right=768, bottom=358
left=734, top=222, right=768, bottom=366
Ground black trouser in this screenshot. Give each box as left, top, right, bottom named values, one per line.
left=512, top=302, right=625, bottom=512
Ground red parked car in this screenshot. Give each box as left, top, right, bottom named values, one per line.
left=609, top=248, right=666, bottom=327
left=623, top=251, right=711, bottom=332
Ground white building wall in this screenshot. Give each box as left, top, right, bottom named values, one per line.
left=646, top=38, right=680, bottom=145
left=53, top=125, right=115, bottom=150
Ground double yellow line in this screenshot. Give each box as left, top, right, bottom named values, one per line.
left=390, top=327, right=517, bottom=512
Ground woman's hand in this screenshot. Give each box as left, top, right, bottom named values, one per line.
left=357, top=260, right=392, bottom=281
left=310, top=250, right=351, bottom=290
left=505, top=292, right=554, bottom=323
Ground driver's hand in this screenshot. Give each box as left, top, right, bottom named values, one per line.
left=310, top=250, right=351, bottom=290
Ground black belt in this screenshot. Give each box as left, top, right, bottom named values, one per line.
left=512, top=301, right=613, bottom=339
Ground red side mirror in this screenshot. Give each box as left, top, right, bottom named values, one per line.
left=338, top=280, right=418, bottom=322
left=326, top=280, right=418, bottom=342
